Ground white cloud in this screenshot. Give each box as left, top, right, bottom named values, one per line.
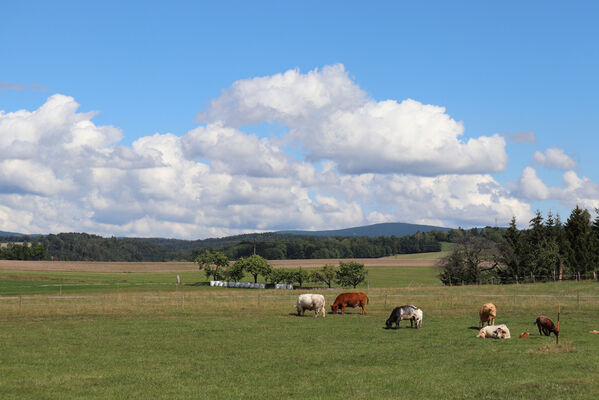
left=514, top=167, right=599, bottom=211
left=517, top=167, right=550, bottom=200
left=534, top=148, right=576, bottom=170
left=0, top=66, right=543, bottom=238
left=199, top=65, right=509, bottom=176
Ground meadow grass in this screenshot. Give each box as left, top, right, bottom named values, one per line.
left=1, top=264, right=599, bottom=399
left=0, top=264, right=443, bottom=295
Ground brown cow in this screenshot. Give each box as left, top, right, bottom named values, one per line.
left=535, top=316, right=559, bottom=337
left=331, top=292, right=369, bottom=314
left=479, top=302, right=497, bottom=328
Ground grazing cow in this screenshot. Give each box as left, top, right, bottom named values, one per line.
left=385, top=305, right=422, bottom=329
left=479, top=303, right=497, bottom=328
left=331, top=292, right=369, bottom=315
left=535, top=316, right=559, bottom=337
left=477, top=324, right=511, bottom=339
left=519, top=332, right=530, bottom=338
left=296, top=294, right=326, bottom=318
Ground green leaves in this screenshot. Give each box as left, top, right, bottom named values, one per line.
left=335, top=261, right=367, bottom=288
left=195, top=250, right=229, bottom=280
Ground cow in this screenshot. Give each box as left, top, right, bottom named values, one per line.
left=296, top=294, right=326, bottom=318
left=331, top=292, right=369, bottom=315
left=535, top=316, right=559, bottom=337
left=519, top=331, right=530, bottom=338
left=385, top=305, right=423, bottom=329
left=477, top=324, right=511, bottom=339
left=479, top=303, right=497, bottom=328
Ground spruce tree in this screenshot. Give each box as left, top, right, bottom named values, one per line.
left=565, top=206, right=593, bottom=278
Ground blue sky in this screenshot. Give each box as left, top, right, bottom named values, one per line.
left=1, top=1, right=598, bottom=238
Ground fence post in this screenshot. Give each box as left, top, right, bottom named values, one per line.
left=513, top=289, right=517, bottom=306
left=19, top=296, right=22, bottom=312
left=103, top=295, right=107, bottom=313
left=258, top=294, right=261, bottom=308
left=384, top=295, right=388, bottom=310
left=59, top=284, right=62, bottom=296
left=577, top=291, right=580, bottom=310
left=182, top=294, right=185, bottom=310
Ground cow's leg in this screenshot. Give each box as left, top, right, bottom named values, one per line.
left=321, top=305, right=326, bottom=318
left=341, top=304, right=346, bottom=315
left=361, top=302, right=366, bottom=315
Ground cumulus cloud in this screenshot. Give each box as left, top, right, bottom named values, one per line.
left=516, top=167, right=550, bottom=200
left=199, top=64, right=508, bottom=176
left=0, top=66, right=552, bottom=238
left=534, top=148, right=576, bottom=170
left=514, top=167, right=599, bottom=210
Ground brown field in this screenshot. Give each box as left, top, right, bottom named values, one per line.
left=0, top=257, right=439, bottom=273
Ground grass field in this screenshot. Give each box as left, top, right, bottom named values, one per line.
left=1, top=259, right=599, bottom=399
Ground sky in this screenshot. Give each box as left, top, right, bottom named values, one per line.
left=1, top=1, right=599, bottom=239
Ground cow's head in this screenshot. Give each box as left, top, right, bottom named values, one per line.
left=385, top=318, right=393, bottom=329
left=331, top=305, right=338, bottom=314
left=494, top=328, right=505, bottom=339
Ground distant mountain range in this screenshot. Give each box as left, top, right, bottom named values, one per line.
left=0, top=231, right=25, bottom=237
left=277, top=222, right=451, bottom=238
left=1, top=222, right=451, bottom=241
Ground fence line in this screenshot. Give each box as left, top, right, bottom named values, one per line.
left=2, top=292, right=599, bottom=301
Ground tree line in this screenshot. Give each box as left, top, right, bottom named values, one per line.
left=196, top=251, right=368, bottom=288
left=439, top=206, right=599, bottom=285
left=0, top=243, right=47, bottom=260
left=0, top=231, right=443, bottom=261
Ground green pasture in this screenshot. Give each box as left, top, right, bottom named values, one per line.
left=0, top=265, right=443, bottom=296
left=1, top=265, right=599, bottom=399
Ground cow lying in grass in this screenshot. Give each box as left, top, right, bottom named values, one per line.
left=296, top=294, right=326, bottom=318
left=477, top=324, right=511, bottom=339
left=535, top=316, right=559, bottom=337
left=385, top=305, right=423, bottom=329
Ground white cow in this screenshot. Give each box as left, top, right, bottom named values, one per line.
left=412, top=308, right=423, bottom=328
left=296, top=294, right=326, bottom=318
left=477, top=324, right=511, bottom=339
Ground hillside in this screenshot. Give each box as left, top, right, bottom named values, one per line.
left=278, top=222, right=451, bottom=237
left=0, top=231, right=25, bottom=237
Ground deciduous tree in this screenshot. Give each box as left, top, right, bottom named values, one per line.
left=335, top=261, right=367, bottom=288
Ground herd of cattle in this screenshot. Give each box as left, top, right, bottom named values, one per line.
left=296, top=293, right=559, bottom=340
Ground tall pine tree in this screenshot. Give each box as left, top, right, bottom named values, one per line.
left=565, top=206, right=593, bottom=278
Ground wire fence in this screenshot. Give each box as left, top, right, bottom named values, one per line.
left=2, top=287, right=598, bottom=316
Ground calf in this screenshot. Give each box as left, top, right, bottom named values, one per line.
left=331, top=292, right=369, bottom=315
left=535, top=316, right=559, bottom=337
left=479, top=303, right=497, bottom=328
left=296, top=294, right=326, bottom=318
left=385, top=305, right=422, bottom=329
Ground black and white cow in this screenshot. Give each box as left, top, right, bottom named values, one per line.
left=385, top=305, right=423, bottom=329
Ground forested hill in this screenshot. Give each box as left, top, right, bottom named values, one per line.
left=279, top=222, right=451, bottom=237
left=0, top=231, right=25, bottom=237
left=0, top=228, right=451, bottom=262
